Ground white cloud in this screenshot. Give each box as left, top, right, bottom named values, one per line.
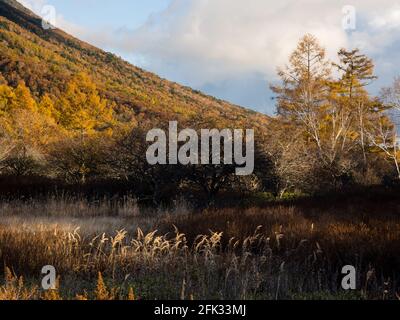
left=15, top=0, right=400, bottom=112
left=18, top=0, right=46, bottom=12
left=369, top=6, right=400, bottom=29
left=107, top=0, right=400, bottom=111
left=17, top=0, right=85, bottom=36
left=118, top=0, right=350, bottom=85
left=79, top=1, right=399, bottom=97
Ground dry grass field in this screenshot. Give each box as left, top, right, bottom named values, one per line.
left=0, top=191, right=399, bottom=300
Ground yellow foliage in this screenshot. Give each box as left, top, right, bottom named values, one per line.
left=94, top=272, right=111, bottom=300
left=0, top=267, right=38, bottom=300
left=127, top=287, right=135, bottom=301
left=15, top=82, right=38, bottom=113
left=41, top=289, right=62, bottom=301
left=0, top=84, right=17, bottom=116
left=75, top=291, right=89, bottom=300
left=0, top=73, right=118, bottom=167
left=57, top=73, right=115, bottom=134
left=41, top=276, right=62, bottom=300
left=39, top=93, right=59, bottom=120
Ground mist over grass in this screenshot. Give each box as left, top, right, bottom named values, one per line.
left=0, top=190, right=399, bottom=300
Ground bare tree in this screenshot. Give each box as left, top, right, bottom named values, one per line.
left=263, top=119, right=314, bottom=196
left=374, top=77, right=400, bottom=179
left=366, top=114, right=400, bottom=179
left=0, top=137, right=12, bottom=171
left=0, top=120, right=14, bottom=172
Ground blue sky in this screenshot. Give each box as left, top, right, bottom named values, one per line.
left=17, top=0, right=400, bottom=115
left=39, top=0, right=171, bottom=30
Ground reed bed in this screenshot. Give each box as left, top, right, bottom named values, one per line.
left=0, top=197, right=399, bottom=300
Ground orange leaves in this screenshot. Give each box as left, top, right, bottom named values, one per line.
left=15, top=82, right=37, bottom=113
left=55, top=73, right=116, bottom=134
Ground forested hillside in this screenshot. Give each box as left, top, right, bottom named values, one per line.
left=1, top=0, right=400, bottom=205
left=0, top=0, right=270, bottom=203
left=0, top=0, right=266, bottom=129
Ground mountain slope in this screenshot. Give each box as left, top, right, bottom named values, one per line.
left=0, top=0, right=269, bottom=130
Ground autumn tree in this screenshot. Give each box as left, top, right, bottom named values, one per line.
left=333, top=49, right=378, bottom=165
left=39, top=93, right=59, bottom=120
left=271, top=35, right=340, bottom=180
left=0, top=83, right=17, bottom=134
left=272, top=35, right=387, bottom=190
left=271, top=34, right=331, bottom=151
left=56, top=73, right=115, bottom=134
left=271, top=34, right=351, bottom=188
left=14, top=82, right=38, bottom=113
left=0, top=82, right=60, bottom=175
